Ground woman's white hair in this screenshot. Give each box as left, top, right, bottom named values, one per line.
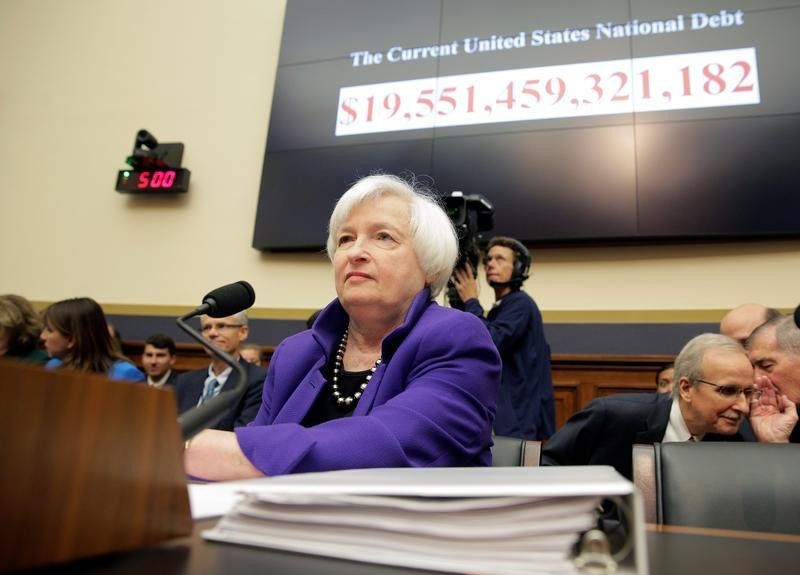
left=326, top=174, right=458, bottom=298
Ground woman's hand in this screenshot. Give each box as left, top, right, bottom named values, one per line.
left=184, top=429, right=265, bottom=481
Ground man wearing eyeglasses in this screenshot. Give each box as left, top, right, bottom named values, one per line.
left=542, top=333, right=759, bottom=480
left=174, top=311, right=267, bottom=431
left=747, top=315, right=800, bottom=443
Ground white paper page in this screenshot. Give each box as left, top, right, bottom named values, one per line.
left=212, top=466, right=631, bottom=496
left=188, top=480, right=252, bottom=519
left=190, top=466, right=631, bottom=518
left=234, top=494, right=601, bottom=537
left=205, top=519, right=581, bottom=575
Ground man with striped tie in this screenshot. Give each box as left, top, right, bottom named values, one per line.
left=175, top=311, right=266, bottom=431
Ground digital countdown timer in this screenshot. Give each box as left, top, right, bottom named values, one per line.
left=336, top=47, right=759, bottom=136
left=115, top=168, right=191, bottom=194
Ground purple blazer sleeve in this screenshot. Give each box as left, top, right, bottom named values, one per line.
left=235, top=299, right=501, bottom=476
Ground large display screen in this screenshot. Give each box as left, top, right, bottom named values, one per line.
left=253, top=0, right=800, bottom=250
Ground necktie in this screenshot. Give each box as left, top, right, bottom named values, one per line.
left=200, top=378, right=220, bottom=405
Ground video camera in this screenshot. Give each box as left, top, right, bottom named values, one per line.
left=444, top=191, right=494, bottom=309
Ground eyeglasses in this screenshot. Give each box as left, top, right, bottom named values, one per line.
left=696, top=379, right=762, bottom=401
left=483, top=254, right=510, bottom=265
left=200, top=323, right=244, bottom=333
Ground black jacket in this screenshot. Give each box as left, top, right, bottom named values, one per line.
left=541, top=392, right=756, bottom=479
left=175, top=357, right=266, bottom=431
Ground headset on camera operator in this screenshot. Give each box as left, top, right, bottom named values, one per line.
left=451, top=237, right=555, bottom=440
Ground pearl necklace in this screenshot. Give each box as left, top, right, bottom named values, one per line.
left=330, top=327, right=382, bottom=407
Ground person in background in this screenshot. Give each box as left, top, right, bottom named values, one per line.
left=542, top=333, right=757, bottom=479
left=655, top=362, right=674, bottom=395
left=746, top=315, right=800, bottom=443
left=141, top=333, right=179, bottom=387
left=107, top=322, right=124, bottom=356
left=719, top=303, right=782, bottom=343
left=40, top=297, right=145, bottom=382
left=306, top=309, right=322, bottom=329
left=174, top=311, right=266, bottom=431
left=450, top=236, right=554, bottom=440
left=183, top=174, right=501, bottom=480
left=0, top=294, right=48, bottom=364
left=239, top=343, right=264, bottom=366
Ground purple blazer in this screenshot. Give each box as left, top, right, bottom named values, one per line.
left=235, top=289, right=501, bottom=476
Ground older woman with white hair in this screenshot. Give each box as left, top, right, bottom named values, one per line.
left=185, top=174, right=501, bottom=480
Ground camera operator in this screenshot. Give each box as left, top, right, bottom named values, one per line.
left=451, top=237, right=555, bottom=440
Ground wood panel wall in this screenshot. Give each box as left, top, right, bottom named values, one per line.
left=124, top=341, right=674, bottom=429
left=551, top=354, right=674, bottom=430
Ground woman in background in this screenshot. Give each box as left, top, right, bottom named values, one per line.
left=41, top=297, right=145, bottom=382
left=0, top=294, right=48, bottom=364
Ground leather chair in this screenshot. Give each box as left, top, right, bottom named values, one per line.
left=490, top=435, right=542, bottom=467
left=633, top=442, right=800, bottom=534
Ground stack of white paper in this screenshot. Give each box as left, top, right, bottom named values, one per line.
left=201, top=466, right=635, bottom=575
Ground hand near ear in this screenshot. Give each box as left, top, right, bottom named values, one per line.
left=750, top=375, right=798, bottom=443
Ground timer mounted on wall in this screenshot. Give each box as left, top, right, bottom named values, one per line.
left=115, top=129, right=191, bottom=194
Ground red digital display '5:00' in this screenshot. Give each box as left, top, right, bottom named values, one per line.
left=115, top=169, right=191, bottom=194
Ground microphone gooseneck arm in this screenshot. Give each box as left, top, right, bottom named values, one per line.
left=176, top=310, right=249, bottom=440
left=176, top=280, right=256, bottom=440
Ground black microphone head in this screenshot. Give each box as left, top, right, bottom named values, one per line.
left=202, top=281, right=255, bottom=318
left=135, top=129, right=158, bottom=150
left=794, top=304, right=800, bottom=329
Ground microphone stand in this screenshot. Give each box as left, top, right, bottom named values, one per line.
left=176, top=309, right=249, bottom=440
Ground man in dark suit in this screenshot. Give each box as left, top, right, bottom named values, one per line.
left=141, top=333, right=180, bottom=388
left=175, top=311, right=266, bottom=431
left=542, top=333, right=758, bottom=479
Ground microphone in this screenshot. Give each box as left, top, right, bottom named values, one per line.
left=176, top=281, right=256, bottom=440
left=193, top=280, right=255, bottom=318
left=794, top=304, right=800, bottom=329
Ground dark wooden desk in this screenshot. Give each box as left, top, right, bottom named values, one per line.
left=646, top=524, right=800, bottom=574
left=16, top=522, right=800, bottom=575
left=16, top=520, right=442, bottom=575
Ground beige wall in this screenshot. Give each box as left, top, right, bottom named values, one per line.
left=1, top=0, right=798, bottom=322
